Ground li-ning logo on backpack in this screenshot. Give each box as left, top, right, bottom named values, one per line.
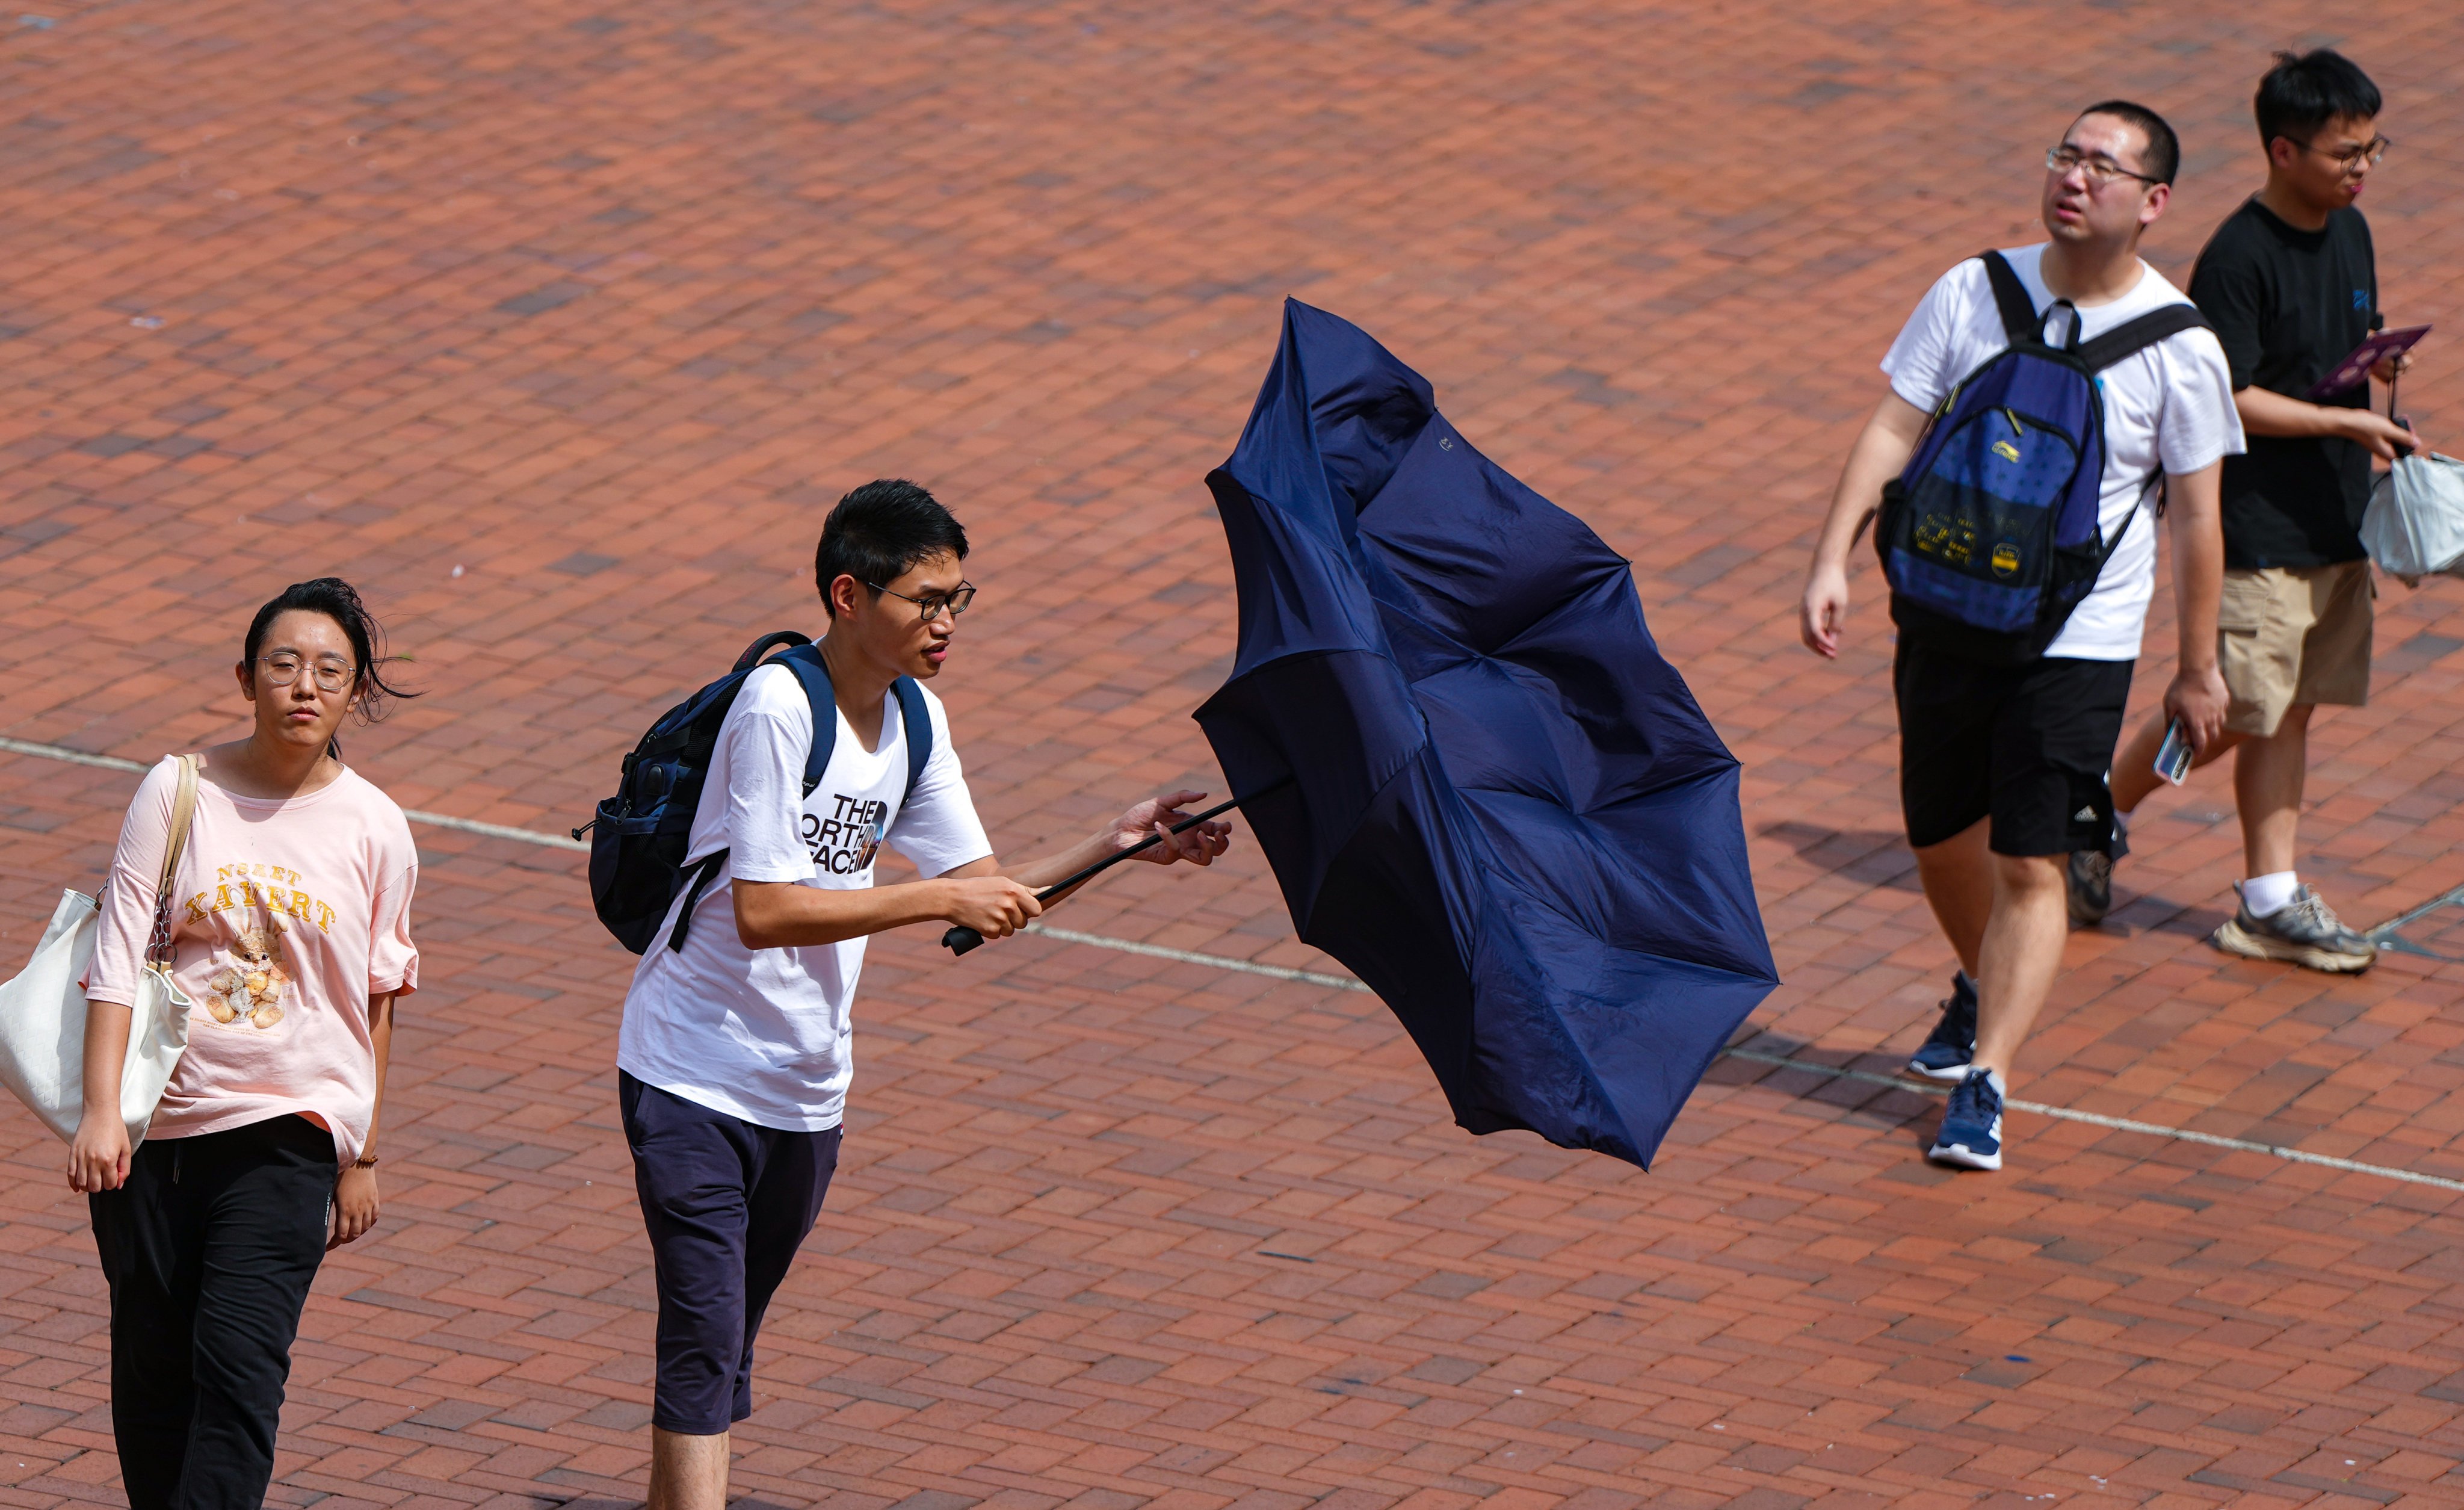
left=1992, top=440, right=2022, bottom=463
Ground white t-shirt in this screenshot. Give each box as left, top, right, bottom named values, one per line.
left=1880, top=244, right=2244, bottom=660
left=618, top=662, right=993, bottom=1130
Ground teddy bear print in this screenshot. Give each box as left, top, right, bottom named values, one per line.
left=203, top=917, right=291, bottom=1029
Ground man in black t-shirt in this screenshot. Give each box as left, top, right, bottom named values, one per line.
left=2084, top=50, right=2421, bottom=972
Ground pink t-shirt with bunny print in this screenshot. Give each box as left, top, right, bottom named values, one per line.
left=84, top=757, right=419, bottom=1162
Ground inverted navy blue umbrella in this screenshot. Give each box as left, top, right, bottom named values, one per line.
left=1193, top=299, right=1778, bottom=1169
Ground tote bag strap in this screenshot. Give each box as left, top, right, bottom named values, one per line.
left=144, top=755, right=200, bottom=968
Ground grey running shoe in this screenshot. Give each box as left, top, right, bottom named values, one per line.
left=2211, top=883, right=2377, bottom=973
left=2066, top=849, right=2113, bottom=927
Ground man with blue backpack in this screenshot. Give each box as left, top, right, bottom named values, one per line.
left=1799, top=102, right=2243, bottom=1171
left=588, top=479, right=1231, bottom=1509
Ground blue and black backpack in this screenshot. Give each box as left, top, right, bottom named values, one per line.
left=577, top=631, right=930, bottom=955
left=1876, top=250, right=2212, bottom=663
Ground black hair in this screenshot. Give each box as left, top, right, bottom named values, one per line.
left=812, top=478, right=969, bottom=617
left=2076, top=99, right=2181, bottom=187
left=2255, top=49, right=2381, bottom=152
left=241, top=577, right=417, bottom=723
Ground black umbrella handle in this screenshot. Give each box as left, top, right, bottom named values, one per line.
left=942, top=779, right=1290, bottom=956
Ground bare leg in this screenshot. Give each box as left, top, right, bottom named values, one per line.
left=1969, top=853, right=2070, bottom=1078
left=2232, top=704, right=2312, bottom=878
left=649, top=1429, right=729, bottom=1510
left=1912, top=819, right=1993, bottom=979
left=2111, top=711, right=2244, bottom=817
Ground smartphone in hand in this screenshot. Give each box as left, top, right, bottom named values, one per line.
left=2153, top=717, right=2194, bottom=785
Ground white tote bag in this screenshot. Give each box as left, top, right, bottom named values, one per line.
left=0, top=755, right=198, bottom=1145
left=2362, top=451, right=2464, bottom=584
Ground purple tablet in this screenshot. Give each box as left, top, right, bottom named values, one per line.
left=2305, top=324, right=2430, bottom=400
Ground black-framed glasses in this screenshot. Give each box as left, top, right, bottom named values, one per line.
left=865, top=581, right=977, bottom=622
left=2294, top=133, right=2391, bottom=172
left=2046, top=145, right=2162, bottom=188
left=259, top=654, right=357, bottom=693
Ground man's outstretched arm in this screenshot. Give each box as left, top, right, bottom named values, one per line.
left=937, top=787, right=1233, bottom=914
left=734, top=873, right=1042, bottom=950
left=1800, top=393, right=1932, bottom=658
left=988, top=788, right=1230, bottom=894
left=734, top=788, right=1233, bottom=950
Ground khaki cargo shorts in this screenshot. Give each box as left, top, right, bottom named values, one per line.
left=2219, top=561, right=2373, bottom=737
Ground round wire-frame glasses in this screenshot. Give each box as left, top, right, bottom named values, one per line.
left=258, top=654, right=357, bottom=693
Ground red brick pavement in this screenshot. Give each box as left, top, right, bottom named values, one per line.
left=5, top=1, right=2464, bottom=1505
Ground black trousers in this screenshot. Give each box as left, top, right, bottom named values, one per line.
left=88, top=1115, right=335, bottom=1510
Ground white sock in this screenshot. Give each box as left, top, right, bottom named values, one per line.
left=2242, top=870, right=2299, bottom=917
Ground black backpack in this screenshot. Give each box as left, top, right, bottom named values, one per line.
left=578, top=631, right=931, bottom=954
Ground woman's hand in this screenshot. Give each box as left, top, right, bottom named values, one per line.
left=330, top=1164, right=379, bottom=1249
left=68, top=1109, right=131, bottom=1194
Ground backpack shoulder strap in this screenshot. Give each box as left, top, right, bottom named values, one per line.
left=667, top=851, right=727, bottom=952
left=892, top=676, right=931, bottom=801
left=1979, top=251, right=2040, bottom=346
left=733, top=629, right=812, bottom=673
left=771, top=643, right=839, bottom=797
left=661, top=634, right=835, bottom=955
left=2079, top=303, right=2211, bottom=371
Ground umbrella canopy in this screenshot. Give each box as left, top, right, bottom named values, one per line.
left=1194, top=299, right=1778, bottom=1169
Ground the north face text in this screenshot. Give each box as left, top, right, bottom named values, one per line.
left=804, top=794, right=888, bottom=874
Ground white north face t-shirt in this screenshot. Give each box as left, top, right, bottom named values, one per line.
left=1880, top=244, right=2244, bottom=660
left=618, top=662, right=992, bottom=1130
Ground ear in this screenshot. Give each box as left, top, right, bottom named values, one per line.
left=2138, top=181, right=2170, bottom=229
left=235, top=659, right=258, bottom=703
left=826, top=572, right=864, bottom=619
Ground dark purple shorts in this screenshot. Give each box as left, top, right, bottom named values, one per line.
left=619, top=1071, right=842, bottom=1435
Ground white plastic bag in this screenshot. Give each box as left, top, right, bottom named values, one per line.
left=2362, top=451, right=2464, bottom=583
left=0, top=757, right=197, bottom=1145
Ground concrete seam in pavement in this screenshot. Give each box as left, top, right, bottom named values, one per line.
left=1721, top=1047, right=2464, bottom=1195
left=0, top=735, right=593, bottom=851
left=8, top=734, right=2458, bottom=1195
left=1022, top=922, right=1368, bottom=991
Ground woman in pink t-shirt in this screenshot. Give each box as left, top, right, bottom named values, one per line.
left=73, top=577, right=421, bottom=1510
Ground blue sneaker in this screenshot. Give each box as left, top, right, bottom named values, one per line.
left=1928, top=1068, right=2005, bottom=1171
left=1906, top=972, right=1978, bottom=1083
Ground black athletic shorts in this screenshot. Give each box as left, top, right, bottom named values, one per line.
left=1892, top=643, right=2134, bottom=857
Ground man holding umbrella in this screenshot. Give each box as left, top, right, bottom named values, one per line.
left=1799, top=103, right=2241, bottom=1170
left=616, top=478, right=1230, bottom=1510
